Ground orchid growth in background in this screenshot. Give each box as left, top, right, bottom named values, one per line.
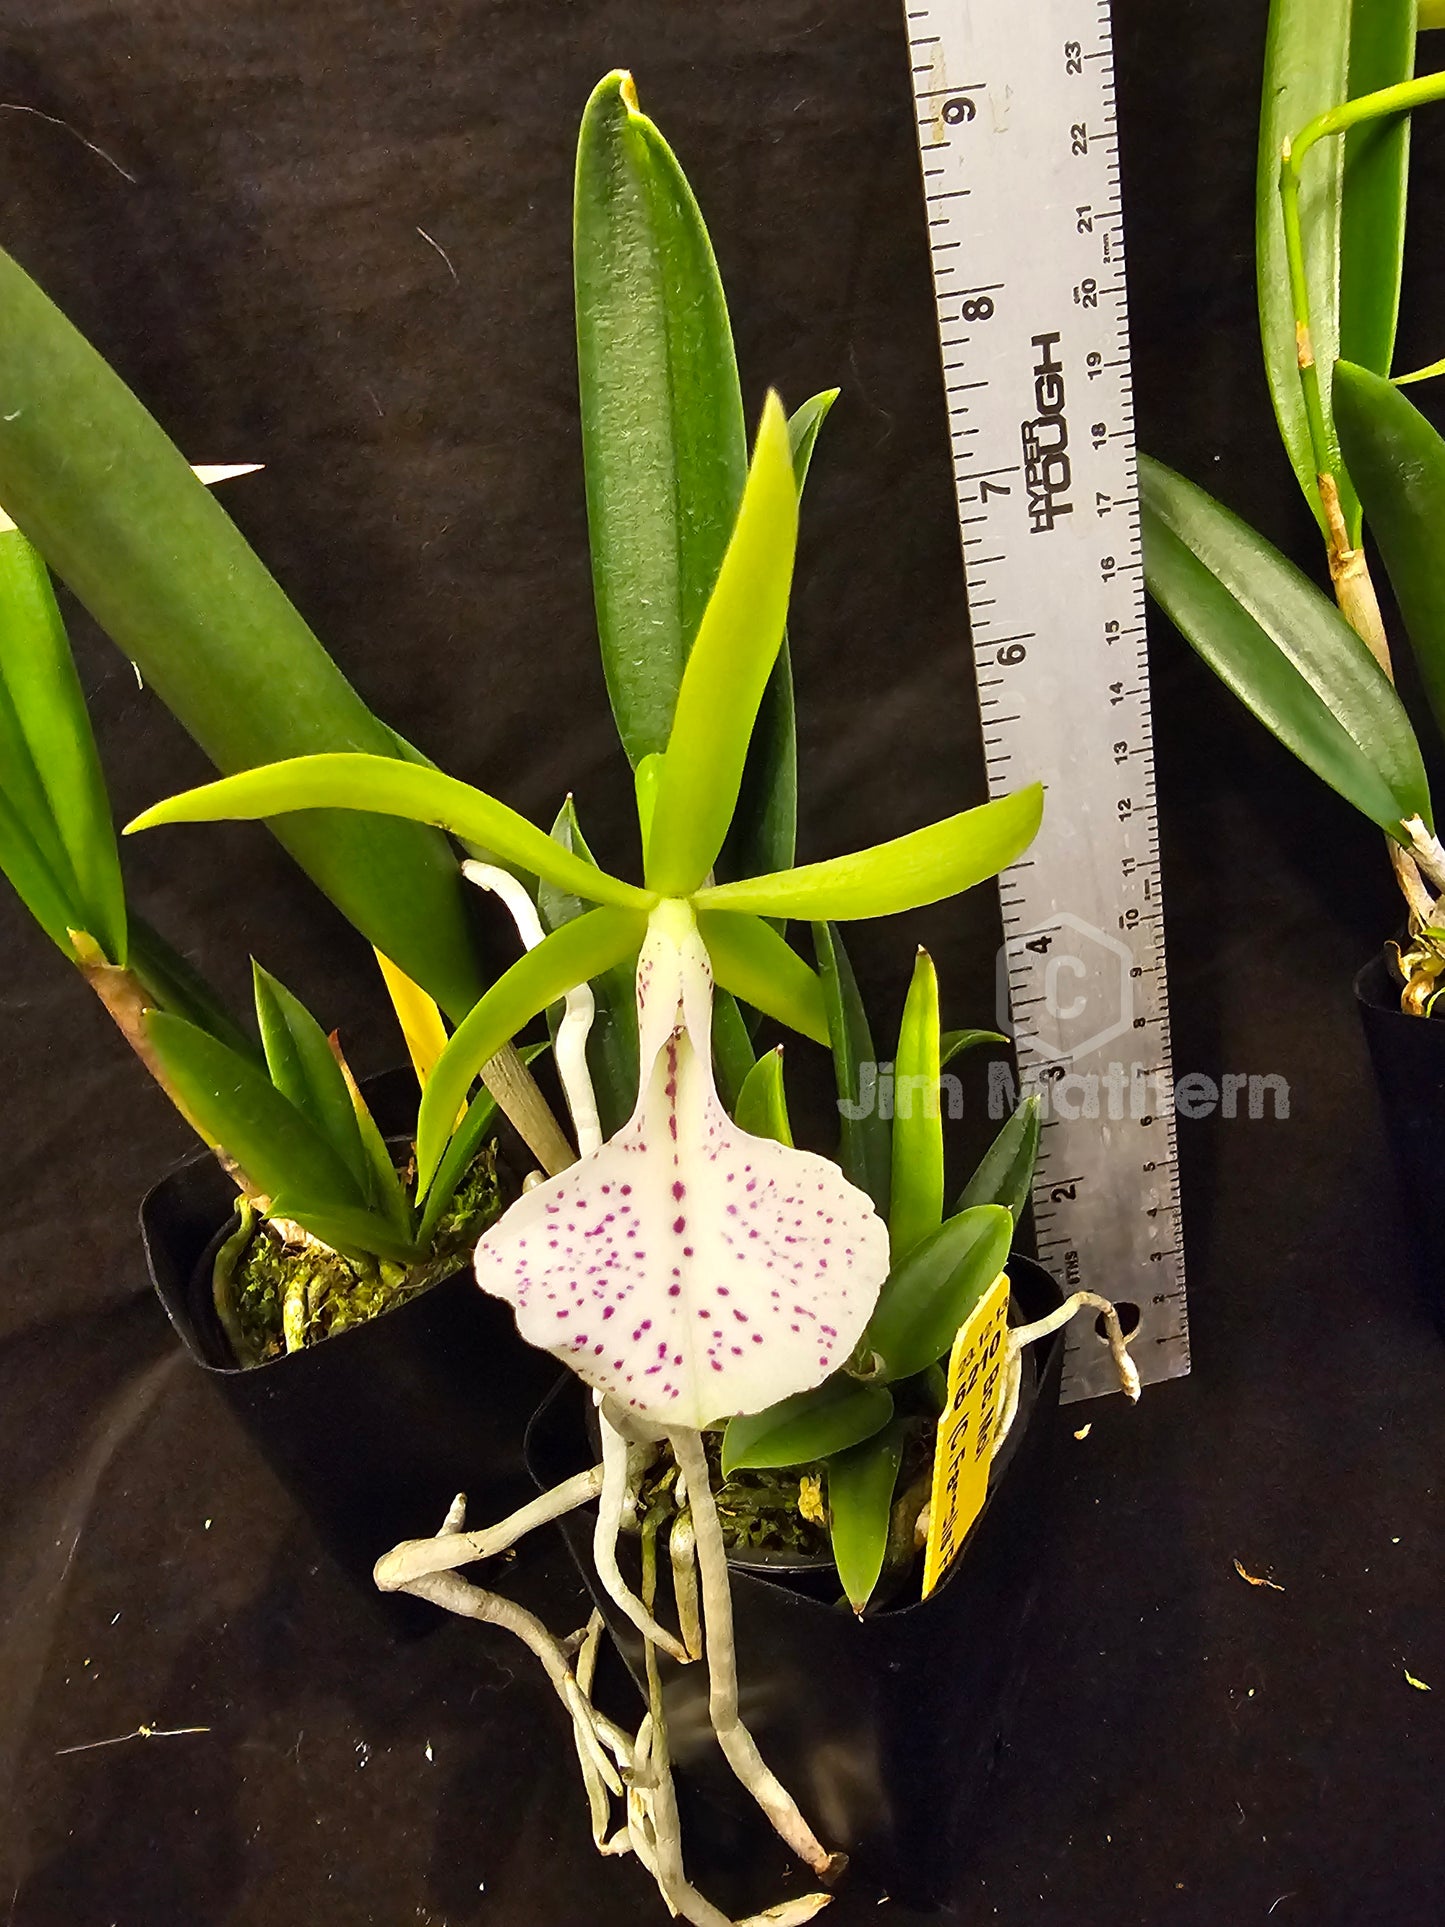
left=120, top=71, right=1140, bottom=1926
left=1141, top=2, right=1445, bottom=1012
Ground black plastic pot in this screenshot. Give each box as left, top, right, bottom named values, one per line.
left=1355, top=949, right=1445, bottom=1336
left=140, top=1069, right=560, bottom=1611
left=524, top=1254, right=1065, bottom=1910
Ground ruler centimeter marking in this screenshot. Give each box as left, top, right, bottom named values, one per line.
left=903, top=0, right=1189, bottom=1401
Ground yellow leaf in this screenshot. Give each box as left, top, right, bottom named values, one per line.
left=1405, top=1668, right=1431, bottom=1693
left=1233, top=1557, right=1284, bottom=1593
left=375, top=948, right=449, bottom=1091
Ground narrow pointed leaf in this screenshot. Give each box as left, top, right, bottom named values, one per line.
left=327, top=1036, right=414, bottom=1238
left=645, top=395, right=800, bottom=896
left=710, top=990, right=756, bottom=1112
left=1141, top=454, right=1429, bottom=833
left=733, top=1048, right=793, bottom=1145
left=418, top=1042, right=550, bottom=1244
left=695, top=910, right=829, bottom=1046
left=814, top=921, right=890, bottom=1216
left=375, top=949, right=450, bottom=1093
left=144, top=1010, right=370, bottom=1217
left=827, top=1417, right=908, bottom=1613
left=417, top=905, right=649, bottom=1187
left=721, top=1376, right=893, bottom=1474
left=127, top=754, right=652, bottom=912
left=1334, top=360, right=1445, bottom=743
left=889, top=950, right=944, bottom=1264
left=1338, top=2, right=1416, bottom=386
left=787, top=389, right=840, bottom=490
left=940, top=1027, right=1006, bottom=1067
left=0, top=783, right=80, bottom=954
left=863, top=1204, right=1013, bottom=1383
left=0, top=246, right=485, bottom=1019
left=127, top=915, right=259, bottom=1063
left=575, top=70, right=747, bottom=766
left=957, top=1094, right=1040, bottom=1223
left=536, top=797, right=640, bottom=1141
left=252, top=963, right=370, bottom=1195
left=264, top=1199, right=420, bottom=1268
left=0, top=530, right=125, bottom=962
left=693, top=783, right=1043, bottom=921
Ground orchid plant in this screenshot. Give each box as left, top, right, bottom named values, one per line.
left=1141, top=2, right=1445, bottom=1012
left=120, top=72, right=1141, bottom=1923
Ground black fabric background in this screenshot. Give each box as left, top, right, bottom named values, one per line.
left=0, top=2, right=1443, bottom=1922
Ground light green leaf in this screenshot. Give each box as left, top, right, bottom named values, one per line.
left=252, top=962, right=370, bottom=1195
left=145, top=1009, right=372, bottom=1220
left=1335, top=360, right=1445, bottom=744
left=574, top=70, right=746, bottom=766
left=127, top=754, right=652, bottom=912
left=536, top=797, right=641, bottom=1141
left=813, top=921, right=890, bottom=1217
left=733, top=1046, right=793, bottom=1145
left=862, top=1204, right=1012, bottom=1383
left=0, top=530, right=125, bottom=963
left=940, top=1027, right=1006, bottom=1067
left=416, top=906, right=649, bottom=1187
left=695, top=909, right=829, bottom=1046
left=787, top=389, right=840, bottom=489
left=827, top=1417, right=908, bottom=1614
left=889, top=949, right=943, bottom=1264
left=645, top=394, right=800, bottom=896
left=693, top=783, right=1043, bottom=921
left=722, top=1375, right=893, bottom=1474
left=0, top=246, right=485, bottom=1019
left=418, top=1041, right=550, bottom=1246
left=957, top=1094, right=1040, bottom=1223
left=1140, top=453, right=1429, bottom=834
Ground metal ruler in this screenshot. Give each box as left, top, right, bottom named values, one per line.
left=902, top=0, right=1189, bottom=1401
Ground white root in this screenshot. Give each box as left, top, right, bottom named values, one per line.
left=667, top=1428, right=845, bottom=1884
left=374, top=1466, right=604, bottom=1590
left=991, top=1289, right=1140, bottom=1458
left=594, top=1410, right=690, bottom=1664
left=462, top=857, right=603, bottom=1158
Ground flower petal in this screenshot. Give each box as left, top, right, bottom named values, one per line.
left=474, top=902, right=890, bottom=1427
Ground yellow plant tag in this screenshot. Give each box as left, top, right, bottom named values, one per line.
left=921, top=1270, right=1011, bottom=1599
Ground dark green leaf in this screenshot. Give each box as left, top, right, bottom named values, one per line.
left=537, top=797, right=641, bottom=1140
left=127, top=915, right=259, bottom=1063
left=1334, top=360, right=1445, bottom=744
left=1338, top=2, right=1417, bottom=386
left=722, top=1376, right=893, bottom=1474
left=733, top=1047, right=793, bottom=1144
left=263, top=1199, right=419, bottom=1268
left=574, top=70, right=747, bottom=766
left=957, top=1094, right=1040, bottom=1223
left=813, top=921, right=890, bottom=1216
left=863, top=1204, right=1013, bottom=1383
left=418, top=1041, right=550, bottom=1247
left=1140, top=453, right=1430, bottom=833
left=889, top=949, right=943, bottom=1264
left=694, top=784, right=1044, bottom=921
left=710, top=990, right=756, bottom=1113
left=0, top=782, right=79, bottom=954
left=827, top=1416, right=908, bottom=1614
left=695, top=909, right=829, bottom=1045
left=252, top=962, right=370, bottom=1194
left=0, top=247, right=486, bottom=1018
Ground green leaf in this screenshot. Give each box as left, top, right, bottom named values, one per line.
left=574, top=70, right=747, bottom=766
left=940, top=1028, right=1006, bottom=1068
left=252, top=962, right=370, bottom=1194
left=536, top=797, right=641, bottom=1141
left=722, top=1375, right=893, bottom=1474
left=0, top=530, right=125, bottom=963
left=733, top=1046, right=793, bottom=1145
left=645, top=394, right=800, bottom=897
left=0, top=246, right=486, bottom=1019
left=418, top=1040, right=549, bottom=1246
left=957, top=1094, right=1040, bottom=1223
left=716, top=392, right=839, bottom=897
left=695, top=910, right=829, bottom=1046
left=889, top=949, right=943, bottom=1264
left=1338, top=2, right=1417, bottom=387
left=813, top=921, right=890, bottom=1216
left=343, top=1068, right=415, bottom=1241
left=1140, top=453, right=1430, bottom=834
left=693, top=783, right=1043, bottom=921
left=1334, top=360, right=1445, bottom=744
left=862, top=1204, right=1012, bottom=1383
left=263, top=1200, right=419, bottom=1269
left=0, top=782, right=79, bottom=954
left=127, top=915, right=259, bottom=1063
left=145, top=1009, right=371, bottom=1218
left=416, top=905, right=649, bottom=1187
left=127, top=754, right=653, bottom=912
left=827, top=1417, right=908, bottom=1614
left=710, top=990, right=756, bottom=1113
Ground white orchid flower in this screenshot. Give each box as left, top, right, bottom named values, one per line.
left=473, top=898, right=890, bottom=1429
